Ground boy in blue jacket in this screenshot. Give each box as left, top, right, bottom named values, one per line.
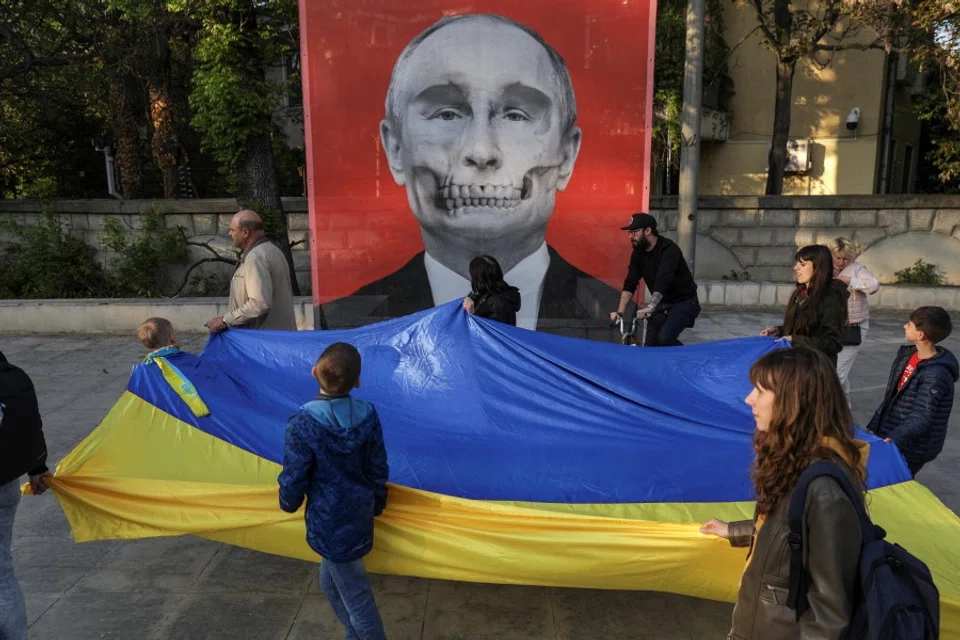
left=278, top=342, right=389, bottom=640
left=867, top=306, right=957, bottom=476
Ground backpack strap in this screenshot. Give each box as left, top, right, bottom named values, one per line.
left=785, top=460, right=877, bottom=620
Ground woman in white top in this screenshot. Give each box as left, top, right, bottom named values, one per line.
left=830, top=237, right=880, bottom=405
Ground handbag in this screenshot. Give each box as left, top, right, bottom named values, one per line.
left=843, top=323, right=862, bottom=346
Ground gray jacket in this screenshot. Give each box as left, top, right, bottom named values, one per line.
left=727, top=468, right=862, bottom=639
left=226, top=239, right=297, bottom=331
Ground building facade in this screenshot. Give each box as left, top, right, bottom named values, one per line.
left=695, top=2, right=923, bottom=196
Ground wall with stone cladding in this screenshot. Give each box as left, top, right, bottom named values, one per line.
left=649, top=195, right=960, bottom=285
left=0, top=198, right=312, bottom=296
left=1, top=196, right=959, bottom=296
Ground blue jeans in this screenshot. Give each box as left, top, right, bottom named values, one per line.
left=0, top=479, right=27, bottom=640
left=644, top=296, right=701, bottom=347
left=319, top=558, right=386, bottom=640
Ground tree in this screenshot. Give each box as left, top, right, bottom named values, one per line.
left=654, top=0, right=732, bottom=193
left=187, top=0, right=301, bottom=294
left=0, top=0, right=98, bottom=85
left=742, top=0, right=883, bottom=195
left=0, top=0, right=109, bottom=198
left=107, top=0, right=198, bottom=198
left=902, top=1, right=960, bottom=189
left=844, top=0, right=960, bottom=192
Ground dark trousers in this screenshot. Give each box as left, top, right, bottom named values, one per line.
left=643, top=297, right=701, bottom=347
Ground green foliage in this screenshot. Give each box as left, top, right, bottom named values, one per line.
left=0, top=212, right=111, bottom=298
left=894, top=259, right=945, bottom=286
left=100, top=206, right=190, bottom=297
left=187, top=0, right=300, bottom=174
left=2, top=0, right=304, bottom=199
left=241, top=200, right=283, bottom=239
left=653, top=0, right=731, bottom=183
left=914, top=74, right=960, bottom=193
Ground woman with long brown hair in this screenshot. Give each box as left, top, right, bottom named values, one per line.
left=761, top=245, right=848, bottom=366
left=701, top=346, right=867, bottom=639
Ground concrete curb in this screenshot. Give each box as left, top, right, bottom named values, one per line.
left=1, top=281, right=956, bottom=334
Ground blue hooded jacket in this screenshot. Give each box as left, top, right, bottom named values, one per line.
left=278, top=395, right=389, bottom=563
left=867, top=344, right=958, bottom=475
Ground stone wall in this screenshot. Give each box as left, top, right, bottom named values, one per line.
left=650, top=195, right=960, bottom=285
left=0, top=198, right=312, bottom=296
left=1, top=195, right=959, bottom=298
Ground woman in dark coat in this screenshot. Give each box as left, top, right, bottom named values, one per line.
left=462, top=255, right=521, bottom=326
left=761, top=245, right=848, bottom=366
left=700, top=346, right=865, bottom=639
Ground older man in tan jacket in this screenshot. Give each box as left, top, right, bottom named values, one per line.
left=206, top=210, right=297, bottom=333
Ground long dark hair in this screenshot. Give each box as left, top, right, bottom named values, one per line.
left=788, top=244, right=840, bottom=335
left=749, top=347, right=865, bottom=515
left=469, top=255, right=511, bottom=296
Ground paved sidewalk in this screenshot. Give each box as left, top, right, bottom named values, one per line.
left=2, top=312, right=958, bottom=640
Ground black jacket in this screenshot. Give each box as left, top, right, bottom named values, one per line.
left=472, top=286, right=521, bottom=326
left=777, top=281, right=848, bottom=367
left=867, top=345, right=958, bottom=475
left=621, top=236, right=698, bottom=304
left=0, top=352, right=48, bottom=486
left=324, top=246, right=620, bottom=328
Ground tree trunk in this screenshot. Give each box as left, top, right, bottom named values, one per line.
left=236, top=132, right=301, bottom=296
left=231, top=7, right=301, bottom=296
left=149, top=38, right=182, bottom=200
left=766, top=58, right=796, bottom=196
left=109, top=73, right=144, bottom=199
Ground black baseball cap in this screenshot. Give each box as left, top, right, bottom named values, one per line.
left=621, top=213, right=657, bottom=231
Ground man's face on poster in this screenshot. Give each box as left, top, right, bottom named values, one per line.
left=381, top=18, right=582, bottom=245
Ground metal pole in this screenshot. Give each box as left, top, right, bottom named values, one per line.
left=677, top=0, right=706, bottom=272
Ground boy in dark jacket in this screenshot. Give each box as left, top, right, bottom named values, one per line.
left=278, top=342, right=389, bottom=640
left=1, top=351, right=52, bottom=640
left=867, top=306, right=957, bottom=476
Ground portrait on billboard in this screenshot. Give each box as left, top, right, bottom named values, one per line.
left=301, top=2, right=656, bottom=330
left=352, top=14, right=616, bottom=330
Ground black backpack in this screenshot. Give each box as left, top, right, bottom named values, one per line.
left=786, top=461, right=939, bottom=639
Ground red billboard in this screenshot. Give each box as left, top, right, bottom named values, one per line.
left=299, top=1, right=656, bottom=329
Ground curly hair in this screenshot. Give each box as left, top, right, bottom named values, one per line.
left=829, top=236, right=864, bottom=261
left=749, top=346, right=865, bottom=515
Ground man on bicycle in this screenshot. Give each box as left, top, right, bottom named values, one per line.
left=609, top=213, right=700, bottom=347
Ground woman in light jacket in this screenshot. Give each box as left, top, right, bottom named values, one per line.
left=830, top=237, right=880, bottom=405
left=700, top=346, right=866, bottom=639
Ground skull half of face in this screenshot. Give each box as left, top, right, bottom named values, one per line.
left=381, top=19, right=582, bottom=243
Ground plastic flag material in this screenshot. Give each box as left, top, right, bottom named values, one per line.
left=48, top=303, right=960, bottom=634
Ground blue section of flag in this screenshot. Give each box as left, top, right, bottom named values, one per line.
left=126, top=302, right=911, bottom=503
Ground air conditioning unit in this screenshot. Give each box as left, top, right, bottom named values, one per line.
left=765, top=139, right=813, bottom=174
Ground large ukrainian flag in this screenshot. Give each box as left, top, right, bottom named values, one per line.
left=47, top=303, right=960, bottom=635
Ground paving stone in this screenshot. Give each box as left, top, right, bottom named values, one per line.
left=2, top=320, right=957, bottom=639
left=421, top=580, right=555, bottom=640
left=28, top=592, right=180, bottom=640
left=152, top=593, right=302, bottom=640
left=191, top=545, right=314, bottom=594
left=72, top=537, right=221, bottom=593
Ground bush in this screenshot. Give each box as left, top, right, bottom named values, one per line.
left=0, top=212, right=112, bottom=298
left=894, top=259, right=945, bottom=286
left=100, top=206, right=189, bottom=297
